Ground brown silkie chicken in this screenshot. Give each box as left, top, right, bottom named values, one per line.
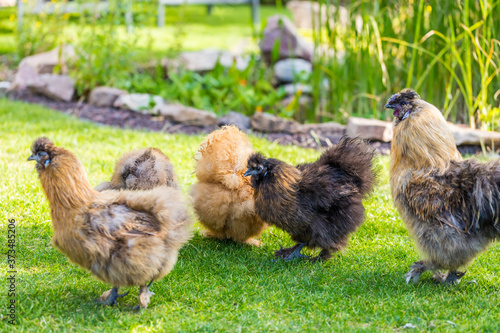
left=95, top=147, right=179, bottom=192
left=28, top=138, right=192, bottom=308
left=386, top=89, right=500, bottom=284
left=190, top=125, right=267, bottom=246
left=245, top=137, right=376, bottom=261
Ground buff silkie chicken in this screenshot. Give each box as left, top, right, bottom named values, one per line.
left=190, top=125, right=267, bottom=246
left=386, top=89, right=500, bottom=284
left=245, top=137, right=376, bottom=261
left=95, top=147, right=179, bottom=191
left=28, top=138, right=192, bottom=308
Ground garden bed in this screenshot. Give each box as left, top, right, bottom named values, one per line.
left=8, top=90, right=488, bottom=156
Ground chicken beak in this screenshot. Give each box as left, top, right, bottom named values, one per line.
left=384, top=103, right=395, bottom=109
left=27, top=154, right=39, bottom=162
left=244, top=169, right=256, bottom=177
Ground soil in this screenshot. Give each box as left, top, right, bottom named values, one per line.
left=6, top=90, right=486, bottom=156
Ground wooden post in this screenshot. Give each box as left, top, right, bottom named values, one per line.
left=157, top=1, right=165, bottom=27
left=17, top=0, right=23, bottom=32
left=251, top=0, right=259, bottom=31
left=125, top=0, right=133, bottom=33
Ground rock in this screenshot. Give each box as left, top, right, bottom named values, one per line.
left=0, top=1, right=16, bottom=6
left=282, top=83, right=313, bottom=95
left=155, top=104, right=217, bottom=126
left=11, top=64, right=38, bottom=91
left=286, top=1, right=328, bottom=30
left=0, top=81, right=11, bottom=97
left=260, top=15, right=314, bottom=63
left=218, top=111, right=251, bottom=130
left=12, top=45, right=76, bottom=90
left=89, top=86, right=128, bottom=107
left=297, top=121, right=345, bottom=136
left=448, top=123, right=500, bottom=146
left=113, top=94, right=164, bottom=114
left=137, top=60, right=168, bottom=78
left=274, top=58, right=312, bottom=83
left=286, top=1, right=348, bottom=30
left=26, top=74, right=75, bottom=102
left=174, top=49, right=250, bottom=73
left=346, top=117, right=393, bottom=142
left=251, top=111, right=300, bottom=134
left=282, top=79, right=329, bottom=96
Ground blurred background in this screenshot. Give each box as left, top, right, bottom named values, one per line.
left=0, top=0, right=499, bottom=130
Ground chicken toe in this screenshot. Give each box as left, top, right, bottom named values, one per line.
left=98, top=287, right=129, bottom=306
left=244, top=238, right=263, bottom=247
left=440, top=271, right=466, bottom=285
left=275, top=244, right=299, bottom=258
left=275, top=243, right=309, bottom=261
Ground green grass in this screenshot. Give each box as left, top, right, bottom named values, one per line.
left=0, top=5, right=290, bottom=59
left=1, top=98, right=500, bottom=332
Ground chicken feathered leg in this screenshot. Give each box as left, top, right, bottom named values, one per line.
left=99, top=287, right=129, bottom=306
left=134, top=280, right=155, bottom=310
left=406, top=260, right=466, bottom=285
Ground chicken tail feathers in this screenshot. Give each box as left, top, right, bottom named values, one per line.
left=469, top=160, right=500, bottom=233
left=319, top=136, right=377, bottom=196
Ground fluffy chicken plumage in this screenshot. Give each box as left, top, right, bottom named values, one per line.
left=29, top=138, right=192, bottom=308
left=245, top=137, right=376, bottom=261
left=95, top=147, right=179, bottom=191
left=190, top=125, right=267, bottom=246
left=387, top=89, right=500, bottom=284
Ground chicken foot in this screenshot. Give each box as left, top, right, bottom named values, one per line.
left=433, top=270, right=467, bottom=285
left=134, top=280, right=155, bottom=310
left=406, top=260, right=457, bottom=284
left=275, top=243, right=309, bottom=261
left=98, top=287, right=129, bottom=306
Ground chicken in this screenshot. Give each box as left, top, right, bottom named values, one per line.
left=28, top=138, right=192, bottom=308
left=190, top=125, right=267, bottom=246
left=95, top=147, right=179, bottom=191
left=386, top=88, right=500, bottom=284
left=244, top=137, right=376, bottom=261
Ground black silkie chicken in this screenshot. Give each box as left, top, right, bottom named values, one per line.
left=244, top=137, right=376, bottom=261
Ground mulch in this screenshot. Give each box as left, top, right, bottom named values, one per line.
left=7, top=90, right=485, bottom=156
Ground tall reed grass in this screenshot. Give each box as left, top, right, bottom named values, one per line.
left=311, top=0, right=500, bottom=130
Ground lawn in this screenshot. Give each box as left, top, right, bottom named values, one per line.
left=0, top=5, right=291, bottom=59
left=1, top=98, right=500, bottom=332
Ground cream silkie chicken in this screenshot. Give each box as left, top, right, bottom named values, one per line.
left=387, top=89, right=500, bottom=284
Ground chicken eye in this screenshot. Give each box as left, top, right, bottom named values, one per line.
left=401, top=101, right=407, bottom=106
left=38, top=151, right=48, bottom=157
left=258, top=166, right=263, bottom=171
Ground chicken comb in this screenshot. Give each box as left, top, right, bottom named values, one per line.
left=31, top=137, right=55, bottom=154
left=387, top=88, right=420, bottom=106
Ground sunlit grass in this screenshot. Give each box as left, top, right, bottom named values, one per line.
left=1, top=98, right=500, bottom=331
left=0, top=5, right=291, bottom=59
